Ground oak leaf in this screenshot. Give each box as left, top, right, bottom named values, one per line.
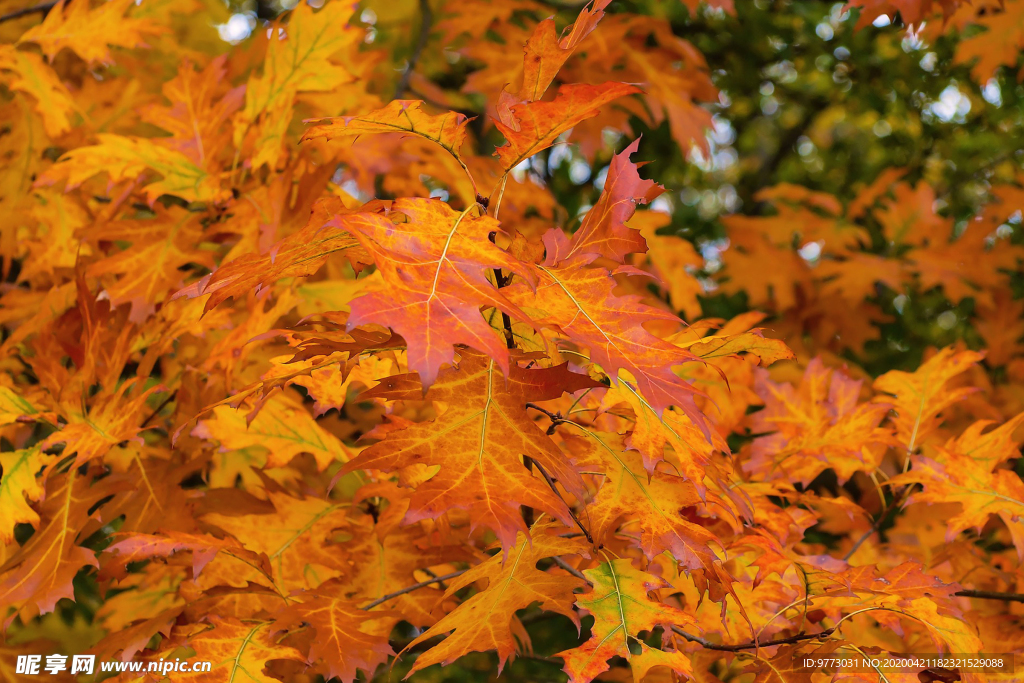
left=303, top=100, right=475, bottom=189
left=743, top=645, right=814, bottom=683
left=507, top=256, right=707, bottom=424
left=496, top=0, right=611, bottom=122
left=0, top=473, right=128, bottom=621
left=0, top=447, right=50, bottom=543
left=338, top=198, right=534, bottom=385
left=85, top=207, right=216, bottom=322
left=193, top=395, right=355, bottom=471
left=201, top=490, right=350, bottom=593
left=0, top=47, right=76, bottom=137
left=748, top=358, right=895, bottom=486
left=18, top=0, right=159, bottom=65
left=949, top=0, right=1024, bottom=80
left=160, top=617, right=305, bottom=683
left=556, top=559, right=697, bottom=683
left=493, top=82, right=640, bottom=172
left=572, top=430, right=721, bottom=569
left=553, top=139, right=662, bottom=266
left=872, top=347, right=984, bottom=450
left=40, top=380, right=163, bottom=469
left=40, top=134, right=227, bottom=204
left=341, top=350, right=596, bottom=549
left=140, top=56, right=245, bottom=169
left=889, top=451, right=1024, bottom=560
left=271, top=585, right=398, bottom=683
left=176, top=197, right=367, bottom=313
left=236, top=0, right=360, bottom=168
left=341, top=523, right=473, bottom=625
left=633, top=211, right=705, bottom=319
left=104, top=531, right=272, bottom=581
left=407, top=528, right=590, bottom=675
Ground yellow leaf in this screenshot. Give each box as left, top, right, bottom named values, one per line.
left=0, top=46, right=76, bottom=137
left=18, top=0, right=160, bottom=65
left=408, top=527, right=589, bottom=675
left=193, top=395, right=354, bottom=471
left=0, top=447, right=51, bottom=543
left=40, top=134, right=226, bottom=203
left=237, top=0, right=360, bottom=168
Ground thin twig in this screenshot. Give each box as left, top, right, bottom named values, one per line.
left=393, top=0, right=433, bottom=100
left=420, top=567, right=449, bottom=591
left=0, top=0, right=55, bottom=23
left=363, top=567, right=1024, bottom=659
left=550, top=555, right=588, bottom=582
left=667, top=585, right=1024, bottom=651
left=670, top=624, right=837, bottom=652
left=955, top=589, right=1024, bottom=603
left=140, top=390, right=178, bottom=428
left=525, top=402, right=568, bottom=426
left=361, top=569, right=466, bottom=610
left=531, top=459, right=594, bottom=544
left=842, top=483, right=918, bottom=561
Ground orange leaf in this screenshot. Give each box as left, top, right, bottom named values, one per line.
left=407, top=527, right=589, bottom=675
left=494, top=82, right=640, bottom=172
left=272, top=585, right=398, bottom=683
left=872, top=347, right=984, bottom=451
left=338, top=199, right=534, bottom=385
left=342, top=350, right=597, bottom=550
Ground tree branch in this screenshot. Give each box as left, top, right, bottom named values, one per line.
left=550, top=555, right=588, bottom=582
left=140, top=390, right=178, bottom=428
left=842, top=483, right=918, bottom=561
left=667, top=585, right=1024, bottom=650
left=0, top=0, right=55, bottom=23
left=955, top=589, right=1024, bottom=603
left=671, top=624, right=837, bottom=651
left=363, top=564, right=1024, bottom=662
left=393, top=0, right=433, bottom=100
left=525, top=402, right=562, bottom=422
left=531, top=459, right=594, bottom=545
left=360, top=569, right=467, bottom=610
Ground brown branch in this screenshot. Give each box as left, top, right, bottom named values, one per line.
left=393, top=0, right=433, bottom=100
left=531, top=459, right=594, bottom=545
left=525, top=402, right=561, bottom=421
left=550, top=555, right=588, bottom=582
left=525, top=402, right=571, bottom=435
left=419, top=567, right=449, bottom=591
left=0, top=0, right=55, bottom=23
left=490, top=267, right=516, bottom=349
left=667, top=586, right=1024, bottom=650
left=522, top=455, right=536, bottom=527
left=671, top=624, right=837, bottom=651
left=363, top=565, right=1024, bottom=664
left=842, top=483, right=918, bottom=561
left=523, top=402, right=594, bottom=542
left=140, top=390, right=178, bottom=428
left=955, top=589, right=1024, bottom=603
left=360, top=569, right=467, bottom=610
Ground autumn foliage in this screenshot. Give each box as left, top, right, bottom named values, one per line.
left=0, top=0, right=1023, bottom=682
